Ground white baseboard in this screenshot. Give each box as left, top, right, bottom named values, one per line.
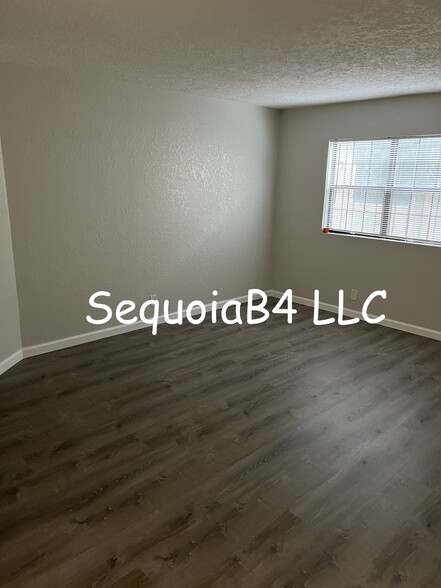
left=22, top=321, right=147, bottom=358
left=1, top=289, right=438, bottom=377
left=0, top=349, right=23, bottom=376
left=266, top=290, right=285, bottom=299
left=267, top=290, right=441, bottom=342
left=22, top=294, right=252, bottom=359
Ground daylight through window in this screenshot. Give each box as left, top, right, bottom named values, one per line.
left=323, top=136, right=441, bottom=246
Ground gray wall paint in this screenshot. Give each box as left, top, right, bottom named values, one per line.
left=0, top=139, right=22, bottom=362
left=273, top=94, right=441, bottom=330
left=0, top=64, right=278, bottom=346
left=1, top=63, right=439, bottom=350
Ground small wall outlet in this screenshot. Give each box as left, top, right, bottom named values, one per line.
left=350, top=289, right=358, bottom=301
left=150, top=294, right=158, bottom=301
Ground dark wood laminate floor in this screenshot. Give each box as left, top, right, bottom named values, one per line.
left=1, top=300, right=441, bottom=588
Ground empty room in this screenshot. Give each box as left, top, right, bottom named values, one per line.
left=1, top=1, right=441, bottom=586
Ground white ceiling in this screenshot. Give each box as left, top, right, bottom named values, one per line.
left=1, top=0, right=440, bottom=108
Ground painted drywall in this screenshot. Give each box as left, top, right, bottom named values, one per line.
left=0, top=63, right=278, bottom=346
left=0, top=139, right=22, bottom=363
left=273, top=94, right=441, bottom=331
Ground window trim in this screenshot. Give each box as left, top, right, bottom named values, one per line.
left=323, top=228, right=441, bottom=248
left=322, top=134, right=441, bottom=248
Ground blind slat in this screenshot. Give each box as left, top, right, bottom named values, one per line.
left=323, top=136, right=441, bottom=246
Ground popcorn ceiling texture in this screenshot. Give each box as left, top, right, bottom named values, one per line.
left=0, top=0, right=440, bottom=107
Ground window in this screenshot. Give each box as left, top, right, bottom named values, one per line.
left=323, top=136, right=441, bottom=246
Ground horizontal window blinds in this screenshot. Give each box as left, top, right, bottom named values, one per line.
left=323, top=136, right=441, bottom=246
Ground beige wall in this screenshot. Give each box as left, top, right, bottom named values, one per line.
left=1, top=63, right=439, bottom=351
left=0, top=64, right=278, bottom=346
left=0, top=139, right=22, bottom=363
left=273, top=95, right=441, bottom=331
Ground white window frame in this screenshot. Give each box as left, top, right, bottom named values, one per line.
left=322, top=134, right=441, bottom=248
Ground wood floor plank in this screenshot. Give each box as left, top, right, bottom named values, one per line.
left=0, top=299, right=440, bottom=587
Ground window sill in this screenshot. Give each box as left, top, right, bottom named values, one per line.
left=323, top=230, right=441, bottom=249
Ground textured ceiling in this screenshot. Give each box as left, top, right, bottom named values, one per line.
left=1, top=0, right=441, bottom=107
